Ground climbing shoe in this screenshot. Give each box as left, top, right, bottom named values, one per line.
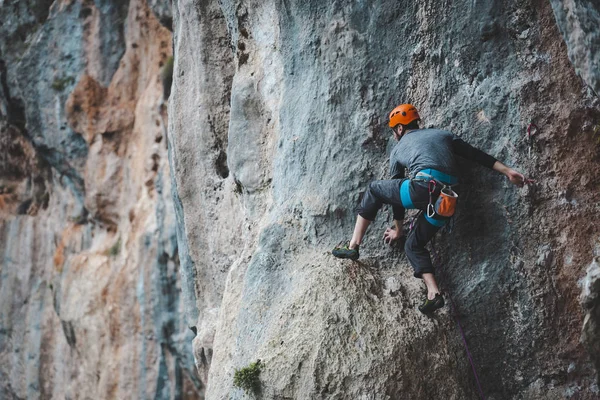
left=332, top=242, right=359, bottom=260
left=418, top=293, right=445, bottom=314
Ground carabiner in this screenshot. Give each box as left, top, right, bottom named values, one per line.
left=427, top=203, right=436, bottom=218
left=526, top=122, right=539, bottom=139
left=427, top=179, right=437, bottom=217
left=428, top=180, right=436, bottom=194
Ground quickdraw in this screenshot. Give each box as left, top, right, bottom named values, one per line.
left=427, top=180, right=437, bottom=218
left=526, top=122, right=539, bottom=158
left=526, top=122, right=538, bottom=138
left=425, top=179, right=458, bottom=219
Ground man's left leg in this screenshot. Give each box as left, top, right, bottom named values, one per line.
left=405, top=212, right=446, bottom=312
left=349, top=215, right=371, bottom=249
left=422, top=273, right=441, bottom=300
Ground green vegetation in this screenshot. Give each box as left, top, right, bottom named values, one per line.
left=68, top=212, right=87, bottom=225
left=233, top=360, right=263, bottom=394
left=106, top=237, right=121, bottom=257
left=51, top=76, right=75, bottom=91
left=593, top=124, right=600, bottom=145
left=161, top=56, right=174, bottom=100
left=161, top=56, right=174, bottom=81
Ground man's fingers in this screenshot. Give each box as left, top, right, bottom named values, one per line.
left=510, top=172, right=526, bottom=186
left=383, top=230, right=395, bottom=245
left=513, top=172, right=524, bottom=183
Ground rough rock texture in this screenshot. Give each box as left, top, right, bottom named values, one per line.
left=581, top=258, right=600, bottom=384
left=169, top=0, right=600, bottom=399
left=148, top=0, right=174, bottom=31
left=550, top=0, right=600, bottom=95
left=1, top=0, right=201, bottom=399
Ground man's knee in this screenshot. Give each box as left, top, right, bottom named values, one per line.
left=366, top=181, right=379, bottom=196
left=405, top=237, right=434, bottom=277
left=357, top=212, right=375, bottom=222
left=356, top=182, right=382, bottom=220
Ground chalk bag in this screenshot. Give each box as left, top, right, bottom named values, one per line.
left=435, top=186, right=458, bottom=217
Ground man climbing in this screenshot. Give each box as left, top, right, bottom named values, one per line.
left=332, top=104, right=529, bottom=313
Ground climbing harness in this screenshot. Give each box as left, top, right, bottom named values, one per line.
left=400, top=169, right=459, bottom=227
left=413, top=169, right=458, bottom=186
left=412, top=169, right=459, bottom=222
left=526, top=122, right=539, bottom=159
left=429, top=241, right=486, bottom=400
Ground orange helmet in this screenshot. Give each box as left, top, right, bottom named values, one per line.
left=388, top=104, right=420, bottom=128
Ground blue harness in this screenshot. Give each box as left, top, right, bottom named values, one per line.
left=400, top=169, right=458, bottom=227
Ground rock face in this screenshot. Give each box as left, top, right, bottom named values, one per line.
left=1, top=0, right=599, bottom=399
left=549, top=0, right=600, bottom=95
left=168, top=0, right=600, bottom=399
left=581, top=258, right=600, bottom=385
left=1, top=0, right=201, bottom=399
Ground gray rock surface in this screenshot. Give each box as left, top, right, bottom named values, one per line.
left=168, top=0, right=600, bottom=399
left=1, top=0, right=599, bottom=399
left=581, top=258, right=600, bottom=382
left=550, top=0, right=600, bottom=95
left=148, top=0, right=173, bottom=30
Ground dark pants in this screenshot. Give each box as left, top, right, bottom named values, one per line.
left=357, top=179, right=450, bottom=278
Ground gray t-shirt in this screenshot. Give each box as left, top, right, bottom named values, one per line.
left=389, top=128, right=459, bottom=179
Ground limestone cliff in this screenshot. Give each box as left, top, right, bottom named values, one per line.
left=1, top=0, right=202, bottom=399
left=169, top=0, right=600, bottom=399
left=1, top=0, right=600, bottom=399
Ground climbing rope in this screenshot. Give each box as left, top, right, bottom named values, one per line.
left=430, top=240, right=486, bottom=400
left=406, top=198, right=485, bottom=399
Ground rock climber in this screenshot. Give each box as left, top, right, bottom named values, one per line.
left=332, top=104, right=529, bottom=313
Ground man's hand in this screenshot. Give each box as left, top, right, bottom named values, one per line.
left=383, top=227, right=403, bottom=245
left=506, top=168, right=535, bottom=187
left=506, top=168, right=526, bottom=187
left=493, top=161, right=534, bottom=187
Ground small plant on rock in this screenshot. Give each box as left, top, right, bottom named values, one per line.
left=106, top=237, right=121, bottom=257
left=51, top=76, right=75, bottom=91
left=160, top=56, right=174, bottom=100
left=593, top=124, right=600, bottom=145
left=233, top=359, right=263, bottom=395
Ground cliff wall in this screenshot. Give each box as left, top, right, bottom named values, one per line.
left=0, top=0, right=202, bottom=398
left=169, top=0, right=600, bottom=399
left=1, top=0, right=599, bottom=399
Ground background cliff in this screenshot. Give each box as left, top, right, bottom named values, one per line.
left=169, top=0, right=600, bottom=399
left=0, top=0, right=202, bottom=398
left=1, top=0, right=599, bottom=399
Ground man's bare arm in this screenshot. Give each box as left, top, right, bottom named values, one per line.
left=493, top=161, right=532, bottom=187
